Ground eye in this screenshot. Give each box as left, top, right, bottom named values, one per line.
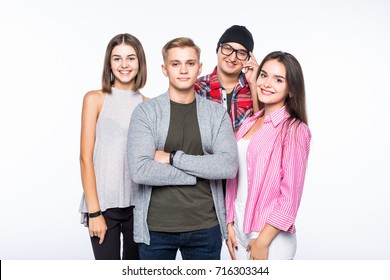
left=222, top=45, right=232, bottom=51
left=172, top=63, right=179, bottom=67
left=188, top=62, right=195, bottom=66
left=237, top=50, right=248, bottom=56
left=113, top=58, right=120, bottom=61
left=260, top=73, right=267, bottom=78
left=276, top=78, right=284, bottom=83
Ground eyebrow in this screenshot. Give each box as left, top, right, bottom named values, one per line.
left=261, top=70, right=286, bottom=80
left=169, top=59, right=197, bottom=63
left=112, top=54, right=136, bottom=57
left=222, top=44, right=247, bottom=52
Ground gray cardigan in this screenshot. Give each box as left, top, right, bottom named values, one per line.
left=127, top=92, right=238, bottom=245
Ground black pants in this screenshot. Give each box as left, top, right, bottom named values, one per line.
left=88, top=206, right=139, bottom=260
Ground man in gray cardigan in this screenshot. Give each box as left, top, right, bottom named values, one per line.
left=127, top=37, right=238, bottom=260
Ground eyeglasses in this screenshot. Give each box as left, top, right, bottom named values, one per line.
left=219, top=43, right=249, bottom=61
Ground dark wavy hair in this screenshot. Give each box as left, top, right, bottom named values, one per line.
left=102, top=33, right=147, bottom=93
left=257, top=51, right=308, bottom=125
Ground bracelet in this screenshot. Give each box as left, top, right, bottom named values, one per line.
left=88, top=210, right=102, bottom=218
left=169, top=151, right=176, bottom=165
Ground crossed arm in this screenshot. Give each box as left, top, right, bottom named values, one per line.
left=127, top=105, right=238, bottom=186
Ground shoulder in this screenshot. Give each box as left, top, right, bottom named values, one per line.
left=83, top=89, right=105, bottom=104
left=133, top=89, right=148, bottom=101
left=197, top=72, right=212, bottom=82
left=195, top=73, right=212, bottom=88
left=141, top=94, right=150, bottom=101
left=197, top=95, right=226, bottom=118
left=133, top=92, right=168, bottom=115
left=82, top=90, right=105, bottom=112
left=292, top=121, right=311, bottom=137
left=284, top=120, right=312, bottom=147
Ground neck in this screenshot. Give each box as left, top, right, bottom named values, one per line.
left=168, top=87, right=196, bottom=104
left=217, top=69, right=239, bottom=89
left=264, top=104, right=284, bottom=117
left=113, top=81, right=134, bottom=91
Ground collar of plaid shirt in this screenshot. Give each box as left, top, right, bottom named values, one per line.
left=196, top=67, right=253, bottom=131
left=207, top=67, right=247, bottom=103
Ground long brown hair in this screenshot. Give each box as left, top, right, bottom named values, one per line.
left=102, top=33, right=147, bottom=93
left=257, top=51, right=308, bottom=125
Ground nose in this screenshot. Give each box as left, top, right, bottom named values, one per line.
left=257, top=76, right=270, bottom=88
left=262, top=77, right=271, bottom=88
left=180, top=64, right=188, bottom=74
left=228, top=50, right=238, bottom=60
left=121, top=59, right=129, bottom=68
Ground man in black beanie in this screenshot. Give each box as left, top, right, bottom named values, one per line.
left=195, top=25, right=260, bottom=133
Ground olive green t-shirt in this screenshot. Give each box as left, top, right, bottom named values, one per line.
left=147, top=99, right=218, bottom=232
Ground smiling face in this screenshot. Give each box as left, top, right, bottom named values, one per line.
left=257, top=59, right=289, bottom=113
left=110, top=43, right=139, bottom=90
left=217, top=42, right=247, bottom=77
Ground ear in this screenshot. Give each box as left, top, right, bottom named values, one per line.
left=198, top=62, right=203, bottom=77
left=161, top=64, right=168, bottom=77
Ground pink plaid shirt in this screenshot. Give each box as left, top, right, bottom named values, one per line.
left=226, top=106, right=311, bottom=233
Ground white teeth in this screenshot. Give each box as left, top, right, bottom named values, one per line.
left=262, top=89, right=274, bottom=95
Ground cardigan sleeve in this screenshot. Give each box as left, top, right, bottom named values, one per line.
left=267, top=123, right=311, bottom=231
left=127, top=104, right=197, bottom=186
left=225, top=176, right=239, bottom=224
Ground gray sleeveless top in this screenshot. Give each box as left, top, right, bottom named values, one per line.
left=79, top=87, right=142, bottom=225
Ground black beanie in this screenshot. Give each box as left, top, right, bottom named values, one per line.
left=217, top=25, right=254, bottom=53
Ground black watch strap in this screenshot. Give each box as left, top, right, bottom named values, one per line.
left=169, top=151, right=176, bottom=165
left=88, top=210, right=102, bottom=218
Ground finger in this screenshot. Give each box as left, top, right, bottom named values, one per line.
left=249, top=52, right=258, bottom=62
left=228, top=245, right=237, bottom=260
left=231, top=250, right=237, bottom=260
left=99, top=232, right=105, bottom=244
left=230, top=236, right=238, bottom=250
left=246, top=242, right=252, bottom=252
left=226, top=240, right=233, bottom=252
left=227, top=239, right=238, bottom=259
left=242, top=66, right=253, bottom=74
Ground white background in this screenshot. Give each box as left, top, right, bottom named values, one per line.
left=0, top=0, right=389, bottom=260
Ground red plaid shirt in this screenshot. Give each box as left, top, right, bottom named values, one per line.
left=195, top=67, right=254, bottom=131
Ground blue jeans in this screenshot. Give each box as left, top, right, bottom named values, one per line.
left=138, top=224, right=222, bottom=260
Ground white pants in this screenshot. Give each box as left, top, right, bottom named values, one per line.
left=233, top=230, right=297, bottom=260
left=233, top=197, right=297, bottom=260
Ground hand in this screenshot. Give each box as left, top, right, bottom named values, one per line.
left=247, top=237, right=269, bottom=260
left=226, top=223, right=238, bottom=260
left=88, top=215, right=107, bottom=244
left=154, top=150, right=170, bottom=164
left=242, top=52, right=259, bottom=85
